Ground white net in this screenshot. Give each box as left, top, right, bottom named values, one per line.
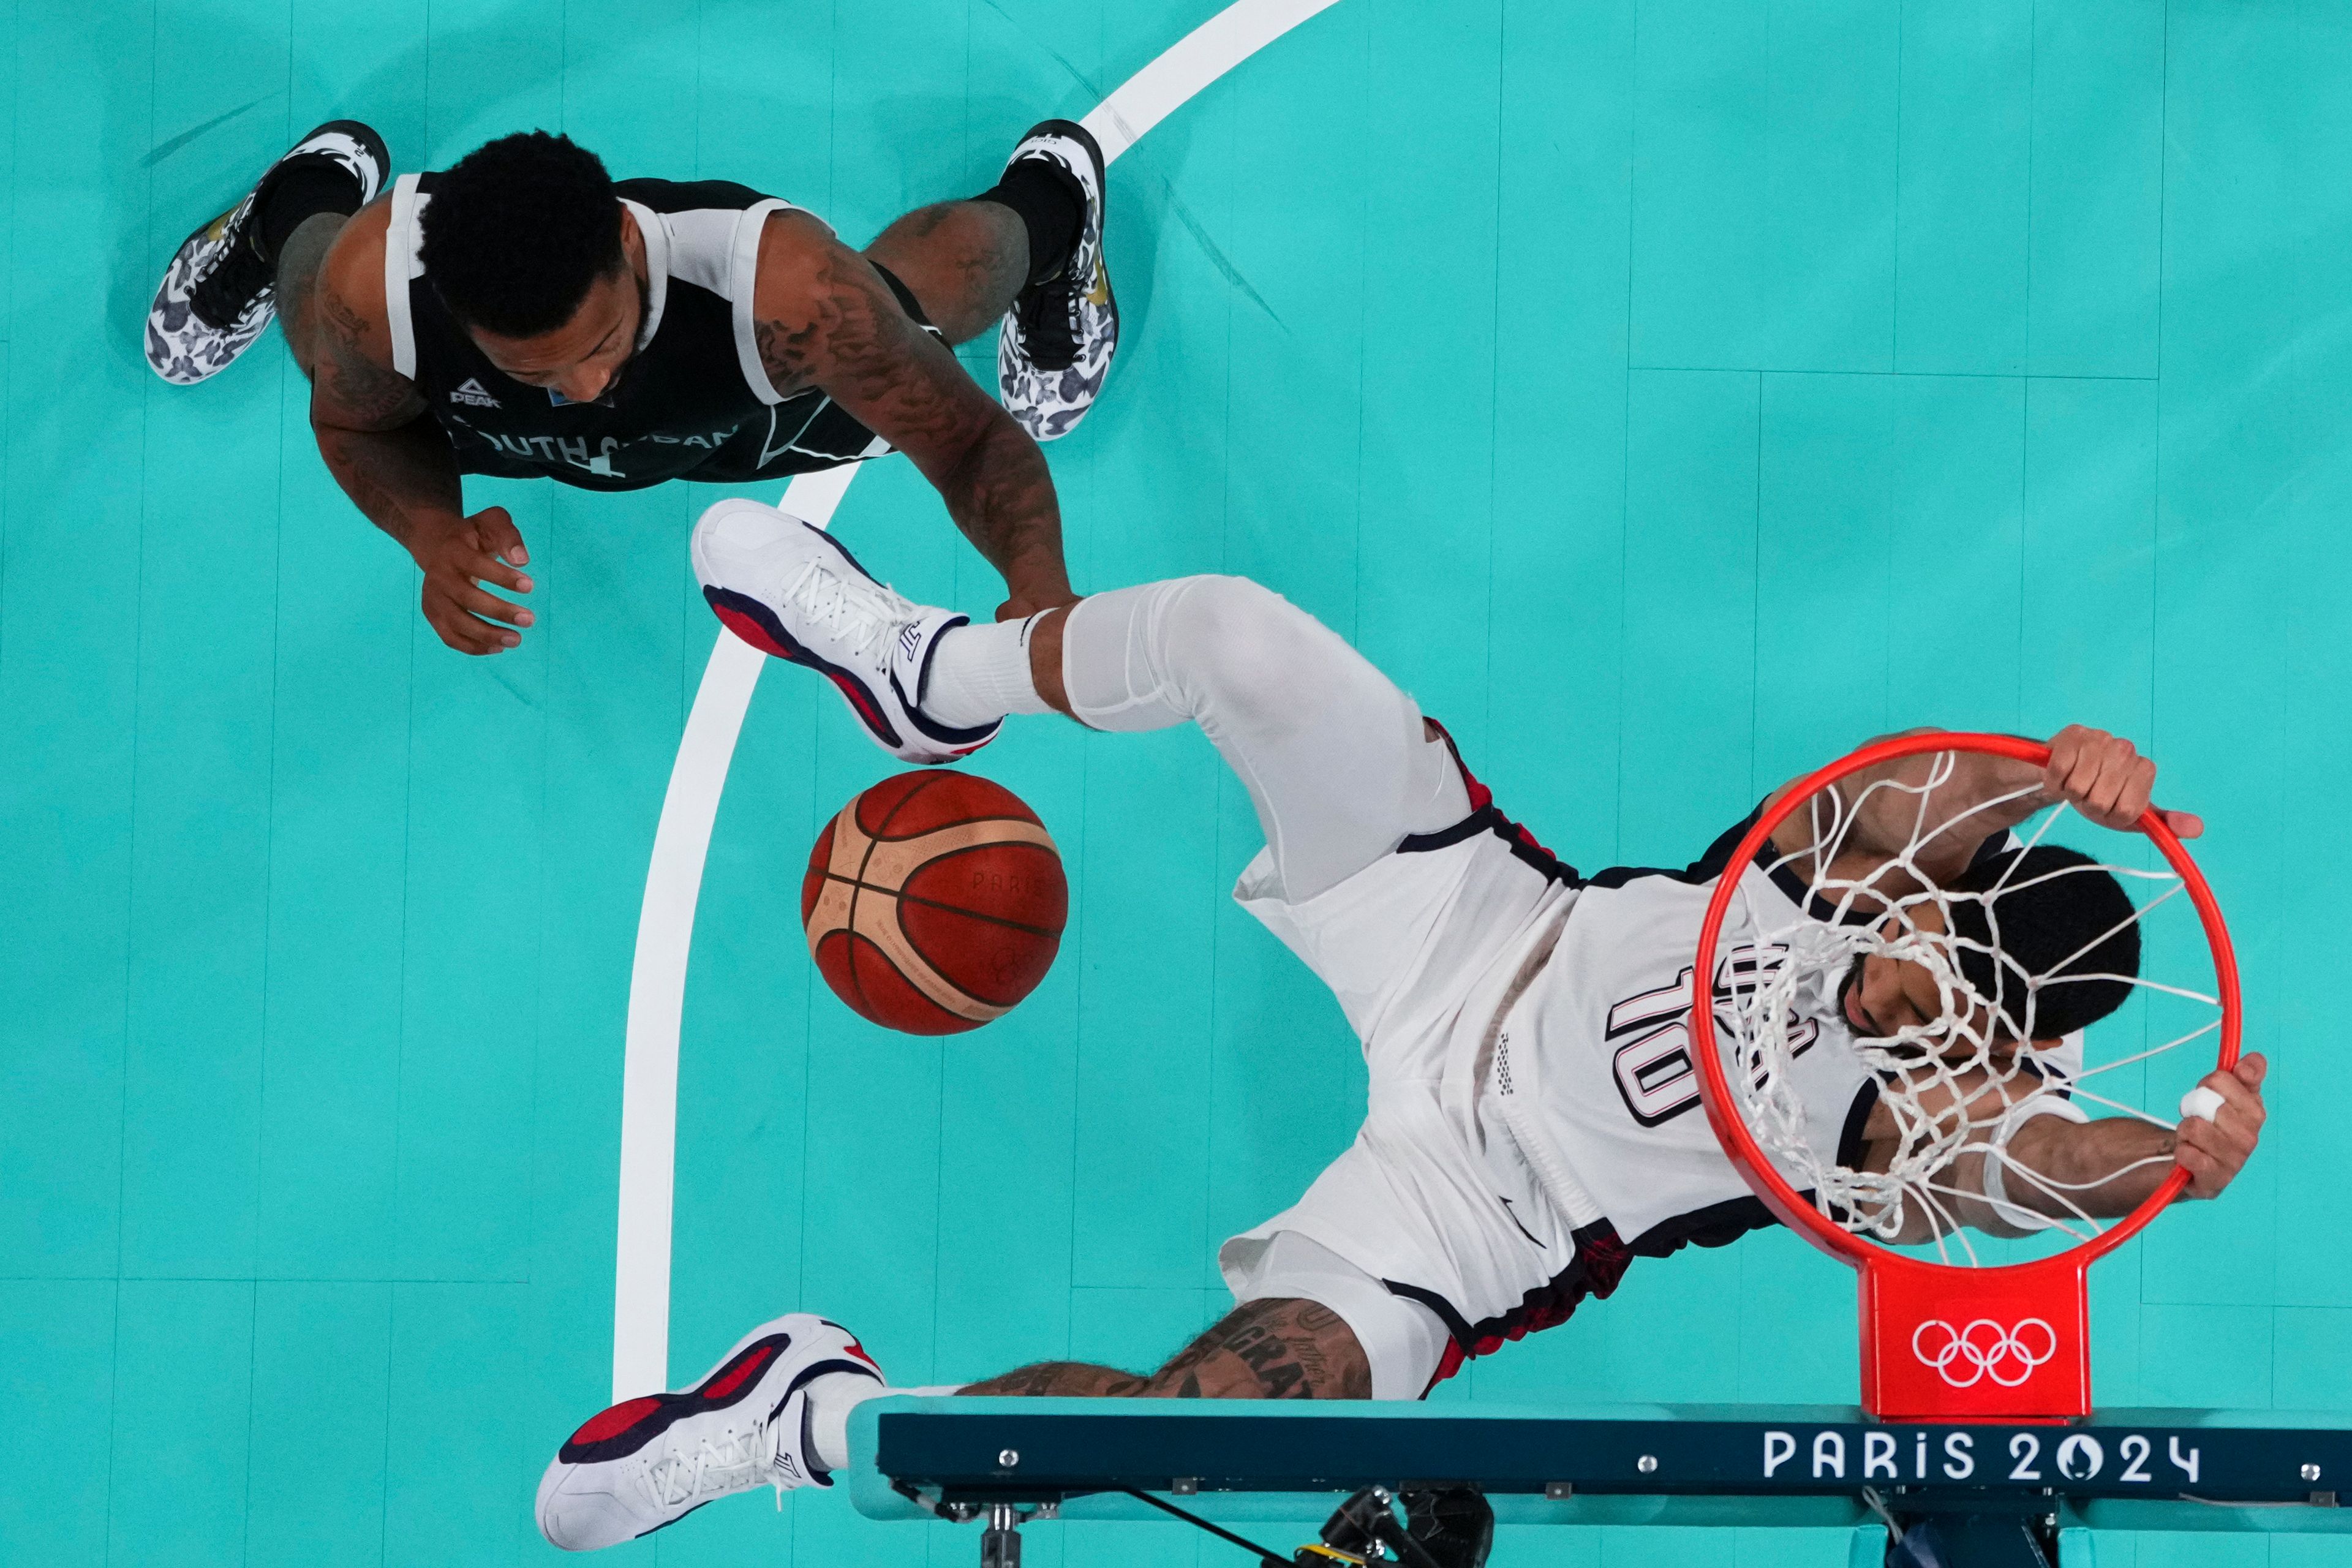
left=1715, top=751, right=2226, bottom=1264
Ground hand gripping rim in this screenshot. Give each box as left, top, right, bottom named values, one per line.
left=1686, top=729, right=2242, bottom=1275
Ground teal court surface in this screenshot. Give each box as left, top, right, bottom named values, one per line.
left=7, top=0, right=2352, bottom=1564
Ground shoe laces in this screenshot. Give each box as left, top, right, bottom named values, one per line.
left=779, top=556, right=917, bottom=666
left=637, top=1403, right=788, bottom=1511
left=1016, top=262, right=1084, bottom=372
left=189, top=219, right=276, bottom=331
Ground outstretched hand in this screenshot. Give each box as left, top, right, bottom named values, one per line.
left=415, top=505, right=536, bottom=655
left=2043, top=725, right=2203, bottom=840
left=2176, top=1055, right=2266, bottom=1199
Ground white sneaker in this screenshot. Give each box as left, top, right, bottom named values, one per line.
left=691, top=498, right=1000, bottom=764
left=535, top=1313, right=882, bottom=1551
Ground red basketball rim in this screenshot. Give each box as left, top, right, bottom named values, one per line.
left=1687, top=731, right=2240, bottom=1295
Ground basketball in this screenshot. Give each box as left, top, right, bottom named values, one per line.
left=801, top=772, right=1069, bottom=1034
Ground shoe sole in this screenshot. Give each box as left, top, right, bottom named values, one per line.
left=694, top=505, right=995, bottom=764
left=556, top=1329, right=798, bottom=1468
left=695, top=516, right=910, bottom=750
left=537, top=1316, right=878, bottom=1547
left=555, top=1317, right=878, bottom=1468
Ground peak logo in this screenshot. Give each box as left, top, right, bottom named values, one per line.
left=450, top=377, right=501, bottom=408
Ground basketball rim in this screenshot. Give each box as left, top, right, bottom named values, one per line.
left=1687, top=731, right=2242, bottom=1422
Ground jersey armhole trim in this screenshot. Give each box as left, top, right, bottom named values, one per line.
left=731, top=198, right=788, bottom=407
left=621, top=198, right=671, bottom=347
left=385, top=173, right=422, bottom=380
left=1836, top=1078, right=1880, bottom=1170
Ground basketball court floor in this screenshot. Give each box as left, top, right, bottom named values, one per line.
left=4, top=0, right=2349, bottom=1564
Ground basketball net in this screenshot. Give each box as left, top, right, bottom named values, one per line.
left=1689, top=733, right=2239, bottom=1422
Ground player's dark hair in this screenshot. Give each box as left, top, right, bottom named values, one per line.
left=1947, top=845, right=2140, bottom=1040
left=421, top=131, right=624, bottom=336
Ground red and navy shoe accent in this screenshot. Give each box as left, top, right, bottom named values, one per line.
left=536, top=1313, right=883, bottom=1551
left=555, top=1325, right=876, bottom=1473
left=704, top=581, right=918, bottom=748
left=690, top=498, right=1001, bottom=766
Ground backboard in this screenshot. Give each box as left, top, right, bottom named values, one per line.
left=856, top=1398, right=2352, bottom=1568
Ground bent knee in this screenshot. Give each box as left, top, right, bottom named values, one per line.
left=1158, top=575, right=1330, bottom=710
left=1161, top=574, right=1302, bottom=646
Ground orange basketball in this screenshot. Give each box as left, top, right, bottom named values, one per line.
left=801, top=772, right=1069, bottom=1034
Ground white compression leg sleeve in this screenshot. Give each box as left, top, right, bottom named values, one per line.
left=1061, top=576, right=1470, bottom=903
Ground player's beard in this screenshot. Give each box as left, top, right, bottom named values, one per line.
left=1837, top=955, right=1878, bottom=1036
left=571, top=272, right=651, bottom=409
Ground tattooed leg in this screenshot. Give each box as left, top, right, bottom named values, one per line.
left=960, top=1362, right=1154, bottom=1398
left=959, top=1299, right=1373, bottom=1402
left=864, top=201, right=1030, bottom=346
left=274, top=211, right=348, bottom=380
left=1142, top=1299, right=1372, bottom=1400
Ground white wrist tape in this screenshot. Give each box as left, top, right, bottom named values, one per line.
left=1980, top=1091, right=2090, bottom=1232
left=2180, top=1085, right=2226, bottom=1123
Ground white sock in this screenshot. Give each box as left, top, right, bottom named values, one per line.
left=805, top=1376, right=966, bottom=1471
left=921, top=614, right=1053, bottom=728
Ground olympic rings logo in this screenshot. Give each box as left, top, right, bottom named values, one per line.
left=1911, top=1318, right=2057, bottom=1389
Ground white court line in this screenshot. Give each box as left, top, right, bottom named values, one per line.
left=611, top=462, right=856, bottom=1403
left=610, top=0, right=1349, bottom=1401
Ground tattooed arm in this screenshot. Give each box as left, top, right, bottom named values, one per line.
left=960, top=1298, right=1373, bottom=1400
left=1859, top=1055, right=2268, bottom=1243
left=307, top=206, right=537, bottom=656
left=753, top=210, right=1074, bottom=619
left=1766, top=725, right=2205, bottom=897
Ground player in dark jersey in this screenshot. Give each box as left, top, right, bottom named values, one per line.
left=144, top=119, right=1116, bottom=658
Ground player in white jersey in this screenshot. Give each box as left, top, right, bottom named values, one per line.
left=532, top=508, right=2270, bottom=1551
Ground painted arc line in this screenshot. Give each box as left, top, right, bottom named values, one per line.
left=611, top=461, right=858, bottom=1403
left=1080, top=0, right=1344, bottom=160
left=610, top=0, right=1351, bottom=1403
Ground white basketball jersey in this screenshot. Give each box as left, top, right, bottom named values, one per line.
left=1494, top=823, right=1879, bottom=1250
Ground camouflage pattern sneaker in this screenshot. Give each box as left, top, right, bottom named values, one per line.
left=145, top=120, right=390, bottom=385
left=996, top=119, right=1117, bottom=442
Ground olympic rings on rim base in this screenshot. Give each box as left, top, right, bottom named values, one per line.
left=1912, top=1317, right=2059, bottom=1389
